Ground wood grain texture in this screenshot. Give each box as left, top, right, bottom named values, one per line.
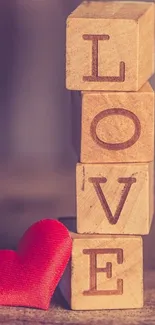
left=76, top=162, right=154, bottom=235
left=59, top=231, right=143, bottom=310
left=66, top=1, right=154, bottom=91
left=80, top=82, right=154, bottom=163
left=138, top=3, right=155, bottom=88
left=0, top=271, right=154, bottom=325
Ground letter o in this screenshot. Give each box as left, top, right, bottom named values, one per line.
left=90, top=108, right=141, bottom=150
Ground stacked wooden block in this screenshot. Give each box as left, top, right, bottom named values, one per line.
left=60, top=1, right=155, bottom=310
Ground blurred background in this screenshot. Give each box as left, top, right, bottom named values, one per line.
left=0, top=0, right=154, bottom=269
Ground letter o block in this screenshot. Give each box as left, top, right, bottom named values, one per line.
left=66, top=1, right=154, bottom=91
left=59, top=220, right=143, bottom=310
left=80, top=83, right=154, bottom=163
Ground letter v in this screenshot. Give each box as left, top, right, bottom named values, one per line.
left=88, top=177, right=136, bottom=225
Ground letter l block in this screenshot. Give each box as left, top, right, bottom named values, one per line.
left=59, top=221, right=143, bottom=310
left=66, top=1, right=154, bottom=91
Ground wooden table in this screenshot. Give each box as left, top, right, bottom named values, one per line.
left=0, top=270, right=154, bottom=325
left=0, top=162, right=154, bottom=324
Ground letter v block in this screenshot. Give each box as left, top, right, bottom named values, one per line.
left=76, top=162, right=154, bottom=235
left=59, top=220, right=143, bottom=310
left=80, top=82, right=154, bottom=163
left=66, top=1, right=154, bottom=91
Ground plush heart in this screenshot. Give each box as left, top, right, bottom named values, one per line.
left=0, top=219, right=72, bottom=310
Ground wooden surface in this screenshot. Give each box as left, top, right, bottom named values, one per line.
left=60, top=231, right=143, bottom=310
left=66, top=1, right=154, bottom=91
left=0, top=164, right=153, bottom=322
left=76, top=162, right=154, bottom=234
left=80, top=83, right=154, bottom=163
left=138, top=1, right=155, bottom=89
left=0, top=270, right=154, bottom=324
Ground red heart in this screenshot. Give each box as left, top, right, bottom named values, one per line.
left=0, top=219, right=72, bottom=310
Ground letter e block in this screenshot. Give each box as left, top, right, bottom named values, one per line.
left=76, top=162, right=154, bottom=235
left=80, top=82, right=154, bottom=163
left=66, top=1, right=154, bottom=91
left=59, top=227, right=143, bottom=310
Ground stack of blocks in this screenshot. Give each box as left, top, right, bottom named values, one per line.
left=59, top=1, right=155, bottom=310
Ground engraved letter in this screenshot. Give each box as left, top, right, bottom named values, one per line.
left=90, top=108, right=141, bottom=150
left=83, top=248, right=123, bottom=296
left=83, top=34, right=125, bottom=82
left=89, top=177, right=136, bottom=224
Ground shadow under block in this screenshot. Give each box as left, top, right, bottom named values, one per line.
left=80, top=82, right=154, bottom=163
left=59, top=231, right=143, bottom=310
left=66, top=1, right=154, bottom=91
left=76, top=162, right=154, bottom=235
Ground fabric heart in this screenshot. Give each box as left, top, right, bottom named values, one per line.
left=0, top=219, right=72, bottom=310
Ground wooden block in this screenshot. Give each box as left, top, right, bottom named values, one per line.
left=66, top=1, right=154, bottom=91
left=59, top=225, right=143, bottom=310
left=80, top=82, right=154, bottom=163
left=76, top=162, right=154, bottom=235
